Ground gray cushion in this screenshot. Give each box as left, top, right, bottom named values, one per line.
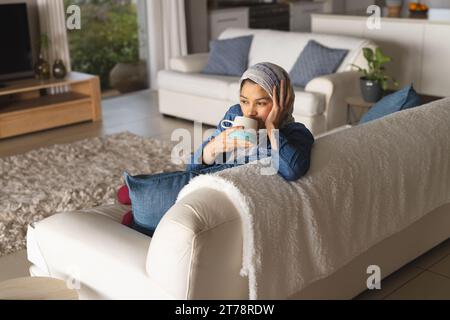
left=289, top=40, right=349, bottom=87
left=202, top=35, right=253, bottom=77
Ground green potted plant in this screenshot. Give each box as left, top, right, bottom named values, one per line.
left=108, top=22, right=147, bottom=94
left=352, top=47, right=398, bottom=102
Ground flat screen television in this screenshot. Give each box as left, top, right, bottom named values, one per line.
left=0, top=3, right=34, bottom=82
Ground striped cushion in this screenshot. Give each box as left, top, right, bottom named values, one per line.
left=202, top=35, right=253, bottom=76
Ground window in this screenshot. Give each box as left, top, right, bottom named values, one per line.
left=65, top=0, right=148, bottom=96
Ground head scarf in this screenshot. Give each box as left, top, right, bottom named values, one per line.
left=239, top=62, right=295, bottom=128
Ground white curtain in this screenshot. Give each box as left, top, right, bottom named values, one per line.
left=146, top=0, right=188, bottom=89
left=37, top=0, right=71, bottom=72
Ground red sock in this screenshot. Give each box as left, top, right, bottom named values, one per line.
left=121, top=210, right=133, bottom=227
left=117, top=185, right=131, bottom=205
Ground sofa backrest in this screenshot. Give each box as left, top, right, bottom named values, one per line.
left=219, top=28, right=374, bottom=74
left=149, top=97, right=450, bottom=299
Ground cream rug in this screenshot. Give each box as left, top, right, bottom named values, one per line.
left=0, top=132, right=185, bottom=257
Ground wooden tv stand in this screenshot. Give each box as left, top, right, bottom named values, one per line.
left=0, top=72, right=101, bottom=139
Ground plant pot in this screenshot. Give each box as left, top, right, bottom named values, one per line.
left=109, top=61, right=148, bottom=94
left=360, top=78, right=383, bottom=103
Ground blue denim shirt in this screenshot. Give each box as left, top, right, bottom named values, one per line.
left=186, top=104, right=314, bottom=181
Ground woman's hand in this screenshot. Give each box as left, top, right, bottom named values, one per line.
left=203, top=126, right=255, bottom=165
left=265, top=79, right=293, bottom=134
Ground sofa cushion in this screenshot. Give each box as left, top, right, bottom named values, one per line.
left=227, top=82, right=325, bottom=116
left=289, top=40, right=349, bottom=87
left=158, top=70, right=239, bottom=100
left=202, top=35, right=253, bottom=76
left=219, top=28, right=375, bottom=74
left=359, top=84, right=422, bottom=124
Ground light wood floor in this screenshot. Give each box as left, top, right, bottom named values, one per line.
left=0, top=90, right=449, bottom=299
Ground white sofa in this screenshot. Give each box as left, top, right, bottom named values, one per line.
left=26, top=98, right=450, bottom=299
left=158, top=28, right=377, bottom=136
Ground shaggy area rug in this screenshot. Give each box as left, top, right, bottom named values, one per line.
left=0, top=131, right=185, bottom=257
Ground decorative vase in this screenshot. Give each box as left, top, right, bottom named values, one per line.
left=34, top=53, right=51, bottom=80
left=360, top=78, right=383, bottom=103
left=52, top=59, right=67, bottom=79
left=109, top=61, right=148, bottom=94
left=387, top=5, right=402, bottom=17
left=386, top=0, right=403, bottom=17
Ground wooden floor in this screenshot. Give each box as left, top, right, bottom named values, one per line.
left=1, top=89, right=449, bottom=299
left=0, top=90, right=209, bottom=158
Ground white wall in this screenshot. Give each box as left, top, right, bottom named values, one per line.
left=426, top=0, right=450, bottom=8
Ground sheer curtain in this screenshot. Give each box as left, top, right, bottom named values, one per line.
left=146, top=0, right=188, bottom=90
left=37, top=0, right=71, bottom=71
left=37, top=0, right=71, bottom=93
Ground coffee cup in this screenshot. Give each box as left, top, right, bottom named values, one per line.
left=220, top=116, right=258, bottom=131
left=220, top=116, right=258, bottom=144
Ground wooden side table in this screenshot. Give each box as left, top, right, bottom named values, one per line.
left=0, top=277, right=78, bottom=300
left=345, top=96, right=374, bottom=125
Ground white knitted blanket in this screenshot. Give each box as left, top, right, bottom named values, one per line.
left=177, top=98, right=450, bottom=299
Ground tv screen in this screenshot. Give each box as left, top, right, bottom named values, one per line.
left=0, top=3, right=34, bottom=81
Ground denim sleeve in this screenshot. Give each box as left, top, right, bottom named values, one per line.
left=272, top=123, right=315, bottom=181
left=185, top=105, right=240, bottom=171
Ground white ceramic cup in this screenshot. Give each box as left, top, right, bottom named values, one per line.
left=220, top=116, right=258, bottom=131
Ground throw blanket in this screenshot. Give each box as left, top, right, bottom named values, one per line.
left=177, top=98, right=450, bottom=299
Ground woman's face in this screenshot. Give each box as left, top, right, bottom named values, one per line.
left=240, top=81, right=273, bottom=129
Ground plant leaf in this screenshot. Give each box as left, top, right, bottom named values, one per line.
left=363, top=47, right=374, bottom=63
left=375, top=47, right=391, bottom=65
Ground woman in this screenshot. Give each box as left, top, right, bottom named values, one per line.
left=118, top=62, right=314, bottom=236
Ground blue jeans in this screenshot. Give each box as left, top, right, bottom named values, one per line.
left=126, top=163, right=238, bottom=236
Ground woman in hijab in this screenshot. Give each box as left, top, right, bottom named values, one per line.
left=118, top=62, right=314, bottom=236
left=188, top=62, right=314, bottom=180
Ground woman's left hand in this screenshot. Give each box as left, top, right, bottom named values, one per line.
left=265, top=79, right=292, bottom=133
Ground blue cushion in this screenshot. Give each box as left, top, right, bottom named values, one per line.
left=123, top=170, right=198, bottom=237
left=359, top=84, right=422, bottom=124
left=289, top=40, right=349, bottom=87
left=202, top=35, right=253, bottom=76
left=123, top=163, right=238, bottom=237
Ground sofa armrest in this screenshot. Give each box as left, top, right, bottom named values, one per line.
left=305, top=71, right=361, bottom=131
left=146, top=188, right=248, bottom=299
left=27, top=208, right=173, bottom=299
left=169, top=53, right=209, bottom=73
